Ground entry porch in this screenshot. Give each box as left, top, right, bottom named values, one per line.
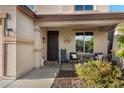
left=34, top=18, right=121, bottom=66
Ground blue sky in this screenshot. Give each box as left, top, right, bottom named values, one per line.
left=109, top=5, right=124, bottom=12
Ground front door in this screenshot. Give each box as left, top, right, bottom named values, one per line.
left=47, top=31, right=59, bottom=61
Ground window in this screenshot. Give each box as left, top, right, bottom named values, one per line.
left=75, top=5, right=84, bottom=11
left=75, top=5, right=93, bottom=11
left=75, top=32, right=93, bottom=53
left=85, top=5, right=93, bottom=10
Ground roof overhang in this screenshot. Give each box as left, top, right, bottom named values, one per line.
left=34, top=12, right=124, bottom=22
left=17, top=6, right=124, bottom=21
left=34, top=12, right=124, bottom=27
left=35, top=20, right=123, bottom=27
left=17, top=5, right=38, bottom=19
left=17, top=6, right=124, bottom=28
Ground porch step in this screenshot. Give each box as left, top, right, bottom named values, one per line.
left=45, top=61, right=61, bottom=65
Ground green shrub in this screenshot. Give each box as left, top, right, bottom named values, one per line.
left=75, top=60, right=124, bottom=88
left=116, top=49, right=124, bottom=59
left=116, top=23, right=124, bottom=60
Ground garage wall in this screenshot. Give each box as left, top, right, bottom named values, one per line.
left=5, top=44, right=16, bottom=77
left=16, top=9, right=34, bottom=78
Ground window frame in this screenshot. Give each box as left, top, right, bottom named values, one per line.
left=75, top=32, right=94, bottom=53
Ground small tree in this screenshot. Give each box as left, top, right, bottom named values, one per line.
left=116, top=23, right=124, bottom=60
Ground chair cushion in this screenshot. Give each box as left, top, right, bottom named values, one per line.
left=71, top=54, right=77, bottom=59
left=97, top=55, right=103, bottom=60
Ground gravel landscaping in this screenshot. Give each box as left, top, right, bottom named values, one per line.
left=51, top=70, right=83, bottom=88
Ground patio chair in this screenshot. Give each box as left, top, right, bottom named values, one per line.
left=93, top=53, right=103, bottom=60
left=61, top=49, right=68, bottom=64
left=70, top=52, right=81, bottom=63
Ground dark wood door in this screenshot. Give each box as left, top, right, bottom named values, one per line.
left=47, top=31, right=59, bottom=61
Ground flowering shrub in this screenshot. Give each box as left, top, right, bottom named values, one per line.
left=75, top=60, right=124, bottom=88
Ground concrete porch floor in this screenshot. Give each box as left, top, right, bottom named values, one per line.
left=0, top=64, right=60, bottom=88
left=0, top=63, right=75, bottom=88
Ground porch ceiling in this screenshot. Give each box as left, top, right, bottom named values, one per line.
left=35, top=20, right=122, bottom=27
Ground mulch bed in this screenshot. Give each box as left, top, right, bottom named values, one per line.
left=51, top=70, right=83, bottom=88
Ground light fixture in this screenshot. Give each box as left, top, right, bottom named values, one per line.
left=6, top=28, right=13, bottom=36
left=42, top=37, right=46, bottom=43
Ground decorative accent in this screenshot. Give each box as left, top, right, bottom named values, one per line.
left=63, top=36, right=71, bottom=44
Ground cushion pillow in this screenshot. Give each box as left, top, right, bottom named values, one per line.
left=71, top=54, right=77, bottom=59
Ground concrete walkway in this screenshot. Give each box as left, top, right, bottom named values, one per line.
left=4, top=64, right=60, bottom=88
left=0, top=79, right=14, bottom=88
left=61, top=63, right=74, bottom=70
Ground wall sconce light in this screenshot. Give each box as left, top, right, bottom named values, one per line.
left=42, top=37, right=46, bottom=43
left=7, top=28, right=13, bottom=31
left=6, top=28, right=13, bottom=36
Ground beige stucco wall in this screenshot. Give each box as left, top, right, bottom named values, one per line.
left=35, top=5, right=62, bottom=14
left=94, top=30, right=108, bottom=55
left=0, top=23, right=3, bottom=76
left=59, top=28, right=75, bottom=60
left=45, top=27, right=108, bottom=61
left=96, top=5, right=109, bottom=12
left=16, top=9, right=34, bottom=78
left=40, top=28, right=47, bottom=62
left=0, top=6, right=17, bottom=78
left=33, top=26, right=42, bottom=68
left=0, top=6, right=16, bottom=36
left=35, top=5, right=109, bottom=14
left=5, top=43, right=16, bottom=77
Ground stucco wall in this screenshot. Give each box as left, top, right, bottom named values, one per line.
left=45, top=27, right=108, bottom=61
left=94, top=30, right=108, bottom=55
left=96, top=5, right=109, bottom=12
left=0, top=24, right=3, bottom=76
left=35, top=5, right=109, bottom=14
left=16, top=9, right=34, bottom=78
left=33, top=27, right=48, bottom=68
left=40, top=28, right=47, bottom=62
left=0, top=6, right=17, bottom=78
left=5, top=43, right=16, bottom=77
left=59, top=28, right=75, bottom=60
left=33, top=26, right=42, bottom=68
left=0, top=6, right=16, bottom=36
left=35, top=5, right=62, bottom=14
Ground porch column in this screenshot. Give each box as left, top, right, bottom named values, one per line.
left=34, top=26, right=42, bottom=69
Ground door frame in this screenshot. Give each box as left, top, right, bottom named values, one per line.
left=47, top=31, right=59, bottom=61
